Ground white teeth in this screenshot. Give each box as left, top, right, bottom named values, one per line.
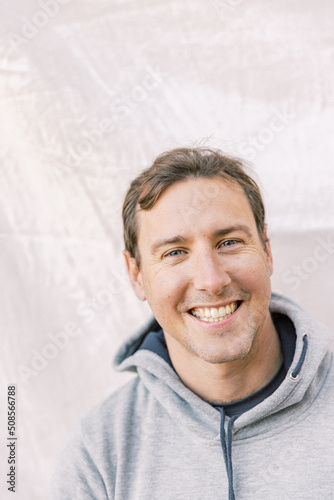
left=211, top=308, right=219, bottom=319
left=191, top=301, right=239, bottom=322
left=219, top=306, right=225, bottom=316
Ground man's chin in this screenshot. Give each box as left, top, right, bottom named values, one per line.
left=187, top=340, right=253, bottom=365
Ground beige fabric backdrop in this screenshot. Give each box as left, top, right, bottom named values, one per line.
left=1, top=0, right=333, bottom=498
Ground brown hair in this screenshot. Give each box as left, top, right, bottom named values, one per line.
left=122, top=147, right=266, bottom=267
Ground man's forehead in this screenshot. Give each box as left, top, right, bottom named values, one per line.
left=136, top=177, right=255, bottom=245
left=138, top=177, right=247, bottom=218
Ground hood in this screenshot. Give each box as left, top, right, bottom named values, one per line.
left=114, top=292, right=334, bottom=436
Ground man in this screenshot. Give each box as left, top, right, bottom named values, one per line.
left=49, top=147, right=334, bottom=499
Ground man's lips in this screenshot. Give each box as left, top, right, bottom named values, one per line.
left=188, top=300, right=241, bottom=323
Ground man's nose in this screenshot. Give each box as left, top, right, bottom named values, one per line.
left=192, top=250, right=231, bottom=295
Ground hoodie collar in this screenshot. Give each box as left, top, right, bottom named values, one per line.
left=114, top=292, right=334, bottom=435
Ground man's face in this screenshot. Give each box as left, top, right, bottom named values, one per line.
left=125, top=177, right=274, bottom=365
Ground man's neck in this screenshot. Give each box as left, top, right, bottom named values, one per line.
left=165, top=319, right=283, bottom=405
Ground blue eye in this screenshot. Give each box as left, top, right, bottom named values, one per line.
left=220, top=239, right=239, bottom=248
left=165, top=249, right=184, bottom=257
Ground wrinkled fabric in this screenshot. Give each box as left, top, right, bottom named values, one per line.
left=1, top=1, right=334, bottom=498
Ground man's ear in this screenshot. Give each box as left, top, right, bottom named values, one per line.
left=263, top=223, right=274, bottom=276
left=123, top=250, right=146, bottom=301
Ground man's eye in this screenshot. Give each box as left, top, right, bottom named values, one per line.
left=219, top=239, right=239, bottom=248
left=164, top=249, right=184, bottom=257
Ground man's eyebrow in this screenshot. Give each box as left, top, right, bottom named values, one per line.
left=151, top=225, right=252, bottom=254
left=151, top=236, right=188, bottom=254
left=213, top=225, right=253, bottom=239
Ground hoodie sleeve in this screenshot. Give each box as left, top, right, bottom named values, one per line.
left=48, top=425, right=110, bottom=500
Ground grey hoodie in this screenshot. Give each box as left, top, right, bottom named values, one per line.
left=49, top=293, right=334, bottom=499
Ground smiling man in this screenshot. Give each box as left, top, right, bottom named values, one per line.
left=125, top=173, right=282, bottom=406
left=50, top=148, right=334, bottom=500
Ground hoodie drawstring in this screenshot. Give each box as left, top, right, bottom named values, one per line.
left=217, top=333, right=308, bottom=499
left=290, top=334, right=308, bottom=380
left=219, top=408, right=238, bottom=500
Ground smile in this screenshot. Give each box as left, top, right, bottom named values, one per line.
left=189, top=301, right=240, bottom=322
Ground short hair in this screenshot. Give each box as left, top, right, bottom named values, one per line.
left=122, top=147, right=266, bottom=267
